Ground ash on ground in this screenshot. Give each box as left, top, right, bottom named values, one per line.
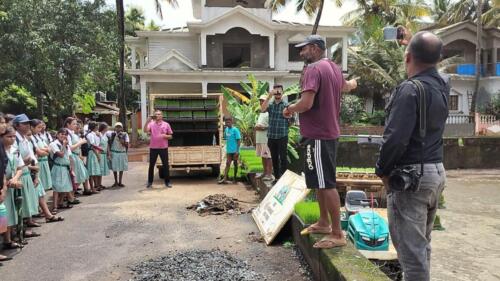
left=129, top=249, right=264, bottom=281
left=291, top=245, right=314, bottom=281
left=187, top=194, right=245, bottom=216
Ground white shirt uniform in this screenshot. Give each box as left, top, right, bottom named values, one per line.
left=86, top=131, right=100, bottom=146
left=13, top=131, right=38, bottom=164
left=49, top=140, right=71, bottom=158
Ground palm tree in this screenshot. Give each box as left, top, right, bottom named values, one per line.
left=437, top=0, right=498, bottom=28
left=265, top=0, right=343, bottom=35
left=116, top=0, right=178, bottom=131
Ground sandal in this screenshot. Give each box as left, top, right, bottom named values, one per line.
left=82, top=190, right=93, bottom=196
left=26, top=222, right=42, bottom=228
left=0, top=255, right=13, bottom=262
left=3, top=242, right=23, bottom=249
left=24, top=232, right=41, bottom=238
left=112, top=183, right=119, bottom=187
left=58, top=204, right=73, bottom=209
left=300, top=223, right=332, bottom=236
left=313, top=236, right=347, bottom=249
left=46, top=216, right=64, bottom=223
left=68, top=199, right=81, bottom=205
left=118, top=183, right=125, bottom=187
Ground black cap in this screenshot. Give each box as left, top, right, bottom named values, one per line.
left=295, top=35, right=326, bottom=50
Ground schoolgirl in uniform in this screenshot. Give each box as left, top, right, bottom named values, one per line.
left=97, top=122, right=110, bottom=189
left=1, top=126, right=25, bottom=249
left=30, top=120, right=63, bottom=222
left=85, top=122, right=102, bottom=191
left=108, top=122, right=129, bottom=187
left=12, top=115, right=40, bottom=229
left=50, top=129, right=74, bottom=213
left=64, top=117, right=94, bottom=196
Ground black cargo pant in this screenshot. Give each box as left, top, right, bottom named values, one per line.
left=268, top=136, right=288, bottom=179
left=148, top=148, right=170, bottom=184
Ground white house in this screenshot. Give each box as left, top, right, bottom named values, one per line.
left=126, top=0, right=355, bottom=127
left=434, top=21, right=500, bottom=118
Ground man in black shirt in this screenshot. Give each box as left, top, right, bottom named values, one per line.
left=376, top=31, right=449, bottom=281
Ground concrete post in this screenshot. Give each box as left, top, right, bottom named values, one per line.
left=482, top=49, right=488, bottom=75
left=269, top=34, right=275, bottom=69
left=140, top=54, right=145, bottom=68
left=131, top=47, right=137, bottom=88
left=202, top=81, right=208, bottom=98
left=201, top=33, right=207, bottom=66
left=342, top=35, right=348, bottom=72
left=140, top=80, right=147, bottom=129
left=492, top=48, right=498, bottom=75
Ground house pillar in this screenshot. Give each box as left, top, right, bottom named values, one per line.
left=201, top=32, right=207, bottom=66
left=140, top=80, right=147, bottom=129
left=131, top=47, right=137, bottom=88
left=482, top=49, right=488, bottom=75
left=202, top=81, right=208, bottom=98
left=492, top=48, right=498, bottom=75
left=269, top=34, right=275, bottom=69
left=140, top=54, right=145, bottom=68
left=342, top=35, right=348, bottom=72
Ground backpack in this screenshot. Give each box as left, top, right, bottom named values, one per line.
left=81, top=133, right=91, bottom=157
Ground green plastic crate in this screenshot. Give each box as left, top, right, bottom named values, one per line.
left=206, top=110, right=217, bottom=118
left=167, top=100, right=180, bottom=108
left=180, top=100, right=192, bottom=108
left=204, top=99, right=217, bottom=108
left=193, top=111, right=206, bottom=119
left=166, top=111, right=180, bottom=119
left=179, top=111, right=192, bottom=119
left=191, top=99, right=204, bottom=108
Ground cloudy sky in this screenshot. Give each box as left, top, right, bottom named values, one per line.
left=104, top=0, right=358, bottom=28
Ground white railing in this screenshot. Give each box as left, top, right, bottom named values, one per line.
left=446, top=114, right=473, bottom=124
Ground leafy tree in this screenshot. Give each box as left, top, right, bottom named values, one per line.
left=0, top=0, right=119, bottom=126
left=125, top=6, right=146, bottom=36
left=0, top=84, right=37, bottom=114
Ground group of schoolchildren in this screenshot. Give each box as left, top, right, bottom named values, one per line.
left=0, top=113, right=129, bottom=264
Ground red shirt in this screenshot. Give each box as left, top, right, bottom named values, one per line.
left=299, top=59, right=345, bottom=140
left=147, top=120, right=173, bottom=149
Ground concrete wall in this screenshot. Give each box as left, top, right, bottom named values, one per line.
left=150, top=83, right=202, bottom=94
left=148, top=36, right=199, bottom=68
left=288, top=138, right=500, bottom=173
left=206, top=28, right=269, bottom=68
left=275, top=32, right=306, bottom=72
left=444, top=40, right=476, bottom=63
left=444, top=124, right=475, bottom=137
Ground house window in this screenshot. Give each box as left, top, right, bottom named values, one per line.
left=223, top=44, right=251, bottom=68
left=288, top=44, right=302, bottom=62
left=449, top=95, right=459, bottom=111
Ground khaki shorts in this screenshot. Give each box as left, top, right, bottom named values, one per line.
left=256, top=143, right=272, bottom=159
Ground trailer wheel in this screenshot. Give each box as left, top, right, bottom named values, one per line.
left=211, top=164, right=221, bottom=178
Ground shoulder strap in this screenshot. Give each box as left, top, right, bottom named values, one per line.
left=409, top=79, right=427, bottom=176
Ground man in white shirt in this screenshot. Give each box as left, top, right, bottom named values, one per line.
left=255, top=95, right=273, bottom=181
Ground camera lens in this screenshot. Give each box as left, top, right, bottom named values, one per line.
left=389, top=174, right=411, bottom=191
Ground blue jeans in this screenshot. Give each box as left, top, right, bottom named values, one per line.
left=387, top=163, right=446, bottom=281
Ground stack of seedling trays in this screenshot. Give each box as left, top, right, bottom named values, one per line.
left=336, top=167, right=379, bottom=180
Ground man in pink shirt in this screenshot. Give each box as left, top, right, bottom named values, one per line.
left=143, top=110, right=173, bottom=188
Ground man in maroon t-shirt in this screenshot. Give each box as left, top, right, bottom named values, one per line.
left=284, top=35, right=357, bottom=249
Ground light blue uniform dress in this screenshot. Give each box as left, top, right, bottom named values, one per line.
left=3, top=147, right=23, bottom=226
left=33, top=134, right=52, bottom=192
left=50, top=140, right=73, bottom=193
left=28, top=139, right=46, bottom=197
left=109, top=132, right=129, bottom=172
left=14, top=133, right=39, bottom=218
left=86, top=132, right=101, bottom=176
left=99, top=134, right=110, bottom=176
left=69, top=132, right=89, bottom=184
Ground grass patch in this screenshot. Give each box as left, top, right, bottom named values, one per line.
left=339, top=136, right=358, bottom=142
left=294, top=201, right=320, bottom=225
left=220, top=148, right=264, bottom=178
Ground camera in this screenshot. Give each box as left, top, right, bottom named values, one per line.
left=388, top=166, right=422, bottom=192
left=383, top=26, right=404, bottom=41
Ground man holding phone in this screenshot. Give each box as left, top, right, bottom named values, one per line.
left=261, top=84, right=289, bottom=180
left=143, top=110, right=173, bottom=188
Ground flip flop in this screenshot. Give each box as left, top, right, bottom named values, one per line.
left=26, top=222, right=41, bottom=228
left=2, top=242, right=23, bottom=249
left=313, top=237, right=347, bottom=249
left=24, top=232, right=41, bottom=238
left=46, top=216, right=64, bottom=223
left=300, top=224, right=332, bottom=236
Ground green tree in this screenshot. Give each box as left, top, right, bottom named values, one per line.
left=0, top=0, right=119, bottom=126
left=0, top=84, right=37, bottom=114
left=125, top=6, right=146, bottom=36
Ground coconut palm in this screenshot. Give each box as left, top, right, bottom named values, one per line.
left=265, top=0, right=343, bottom=34
left=154, top=0, right=179, bottom=20
left=437, top=0, right=498, bottom=28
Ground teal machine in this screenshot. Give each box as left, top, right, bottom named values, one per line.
left=345, top=190, right=389, bottom=251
